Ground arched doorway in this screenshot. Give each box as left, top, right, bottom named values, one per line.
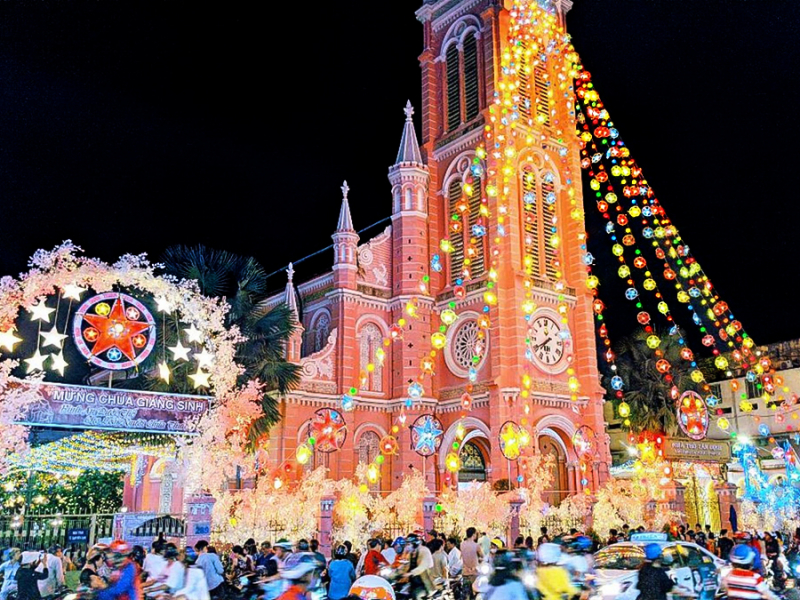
left=539, top=434, right=568, bottom=505
left=458, top=441, right=488, bottom=489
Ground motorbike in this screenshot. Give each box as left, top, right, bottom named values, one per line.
left=379, top=564, right=455, bottom=600
left=766, top=555, right=792, bottom=593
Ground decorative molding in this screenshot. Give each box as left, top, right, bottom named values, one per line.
left=326, top=288, right=392, bottom=311
left=433, top=122, right=485, bottom=159
left=439, top=381, right=490, bottom=401
left=300, top=328, right=337, bottom=382
left=430, top=0, right=482, bottom=31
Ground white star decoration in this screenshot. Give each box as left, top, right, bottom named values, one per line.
left=0, top=328, right=23, bottom=353
left=184, top=324, right=202, bottom=343
left=155, top=296, right=173, bottom=313
left=61, top=283, right=87, bottom=301
left=168, top=341, right=191, bottom=362
left=40, top=327, right=68, bottom=349
left=50, top=352, right=68, bottom=376
left=28, top=299, right=55, bottom=323
left=158, top=361, right=171, bottom=384
left=24, top=350, right=48, bottom=373
left=194, top=349, right=214, bottom=369
left=188, top=368, right=211, bottom=389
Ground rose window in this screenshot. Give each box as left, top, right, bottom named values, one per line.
left=446, top=318, right=488, bottom=377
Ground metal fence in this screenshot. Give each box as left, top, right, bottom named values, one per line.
left=0, top=513, right=115, bottom=551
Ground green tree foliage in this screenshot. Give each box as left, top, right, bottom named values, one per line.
left=0, top=470, right=123, bottom=514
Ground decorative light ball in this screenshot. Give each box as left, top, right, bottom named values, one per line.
left=461, top=393, right=473, bottom=410
left=483, top=291, right=498, bottom=306
left=717, top=417, right=730, bottom=431
left=445, top=452, right=461, bottom=473
left=359, top=484, right=369, bottom=493
left=677, top=291, right=690, bottom=303
left=646, top=335, right=661, bottom=349
left=593, top=299, right=606, bottom=314
left=618, top=402, right=631, bottom=418
left=714, top=356, right=728, bottom=370
left=641, top=279, right=656, bottom=292
left=408, top=382, right=424, bottom=399
left=610, top=376, right=625, bottom=391
left=705, top=395, right=720, bottom=407
left=367, top=464, right=380, bottom=483
left=586, top=275, right=599, bottom=290
left=308, top=437, right=316, bottom=446
left=656, top=359, right=671, bottom=373
left=420, top=356, right=435, bottom=375
left=273, top=478, right=283, bottom=490
left=519, top=429, right=531, bottom=446
left=701, top=335, right=715, bottom=347
left=390, top=324, right=403, bottom=339
left=605, top=192, right=618, bottom=204
left=637, top=311, right=651, bottom=325
left=612, top=244, right=624, bottom=257
left=229, top=517, right=237, bottom=526
left=617, top=265, right=631, bottom=279
left=341, top=395, right=355, bottom=412
left=759, top=424, right=771, bottom=437
left=568, top=376, right=580, bottom=393
left=657, top=302, right=669, bottom=315
left=772, top=447, right=785, bottom=460
left=380, top=435, right=399, bottom=455
left=454, top=285, right=467, bottom=299
left=431, top=332, right=447, bottom=350
left=435, top=503, right=443, bottom=512
left=625, top=288, right=639, bottom=300
left=628, top=206, right=642, bottom=218
left=456, top=423, right=466, bottom=440
left=689, top=370, right=704, bottom=383
left=597, top=200, right=609, bottom=212
left=295, top=443, right=313, bottom=465
left=680, top=348, right=694, bottom=361
left=440, top=309, right=458, bottom=326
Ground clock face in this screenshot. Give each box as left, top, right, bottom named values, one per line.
left=529, top=314, right=565, bottom=367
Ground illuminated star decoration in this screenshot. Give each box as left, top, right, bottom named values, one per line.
left=24, top=350, right=48, bottom=373
left=158, top=362, right=171, bottom=384
left=50, top=352, right=69, bottom=376
left=194, top=349, right=214, bottom=369
left=500, top=421, right=522, bottom=460
left=188, top=368, right=211, bottom=389
left=184, top=324, right=203, bottom=344
left=0, top=328, right=23, bottom=353
left=169, top=341, right=191, bottom=362
left=412, top=414, right=443, bottom=457
left=40, top=327, right=68, bottom=349
left=28, top=299, right=55, bottom=323
left=82, top=297, right=151, bottom=361
left=61, top=283, right=87, bottom=301
left=310, top=408, right=348, bottom=453
left=155, top=296, right=173, bottom=313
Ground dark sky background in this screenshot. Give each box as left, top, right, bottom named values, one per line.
left=1, top=1, right=798, bottom=346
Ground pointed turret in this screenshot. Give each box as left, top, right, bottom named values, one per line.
left=332, top=181, right=359, bottom=286
left=283, top=262, right=304, bottom=363
left=284, top=262, right=300, bottom=321
left=395, top=101, right=424, bottom=166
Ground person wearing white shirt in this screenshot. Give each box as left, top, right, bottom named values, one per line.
left=381, top=539, right=396, bottom=567
left=445, top=537, right=463, bottom=578
left=173, top=549, right=210, bottom=600
left=143, top=543, right=168, bottom=584
left=36, top=546, right=64, bottom=598
left=145, top=544, right=185, bottom=598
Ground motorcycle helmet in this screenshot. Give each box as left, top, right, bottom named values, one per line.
left=734, top=532, right=753, bottom=543
left=731, top=544, right=756, bottom=567
left=281, top=552, right=321, bottom=582
left=644, top=543, right=662, bottom=561
left=296, top=539, right=310, bottom=552
left=406, top=533, right=421, bottom=548
left=130, top=545, right=145, bottom=566
left=392, top=536, right=406, bottom=552
left=274, top=539, right=293, bottom=552
left=572, top=536, right=593, bottom=553
left=183, top=547, right=198, bottom=566
left=491, top=537, right=505, bottom=551
left=334, top=544, right=348, bottom=559
left=492, top=550, right=515, bottom=572
left=537, top=543, right=561, bottom=565
left=163, top=544, right=181, bottom=560
left=109, top=540, right=131, bottom=557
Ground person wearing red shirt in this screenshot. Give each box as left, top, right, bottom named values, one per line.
left=362, top=539, right=389, bottom=576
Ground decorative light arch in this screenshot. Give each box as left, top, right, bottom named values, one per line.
left=438, top=15, right=483, bottom=59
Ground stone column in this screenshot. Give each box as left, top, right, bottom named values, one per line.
left=714, top=482, right=739, bottom=532
left=508, top=496, right=524, bottom=548
left=319, top=496, right=335, bottom=559
left=422, top=497, right=438, bottom=536
left=184, top=494, right=216, bottom=549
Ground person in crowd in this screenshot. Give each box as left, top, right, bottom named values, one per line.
left=401, top=533, right=434, bottom=600
left=635, top=544, right=676, bottom=600
left=0, top=548, right=21, bottom=600
left=695, top=525, right=707, bottom=549
left=723, top=544, right=780, bottom=600
left=429, top=539, right=448, bottom=586
left=173, top=548, right=210, bottom=600
left=253, top=542, right=272, bottom=571
left=478, top=550, right=529, bottom=600
left=607, top=529, right=620, bottom=546
left=262, top=540, right=293, bottom=600
left=79, top=545, right=108, bottom=590
left=677, top=525, right=687, bottom=541
left=144, top=543, right=184, bottom=598
left=194, top=540, right=224, bottom=600
left=621, top=525, right=630, bottom=541
left=477, top=532, right=491, bottom=559
left=524, top=536, right=534, bottom=552
left=16, top=552, right=49, bottom=600
left=735, top=532, right=764, bottom=575
left=142, top=542, right=167, bottom=586
left=718, top=530, right=734, bottom=561
left=95, top=541, right=142, bottom=600
left=327, top=545, right=356, bottom=600
left=277, top=553, right=323, bottom=600
left=460, top=527, right=483, bottom=599
left=513, top=536, right=525, bottom=550
left=706, top=532, right=717, bottom=556
left=445, top=537, right=462, bottom=579
left=36, top=545, right=65, bottom=598
left=342, top=542, right=358, bottom=571
left=229, top=545, right=252, bottom=578
left=361, top=539, right=388, bottom=576
left=537, top=526, right=551, bottom=547
left=309, top=540, right=326, bottom=572
left=380, top=538, right=397, bottom=567
left=535, top=543, right=580, bottom=600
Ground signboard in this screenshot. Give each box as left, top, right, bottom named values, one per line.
left=663, top=438, right=731, bottom=463
left=66, top=528, right=89, bottom=544
left=630, top=532, right=668, bottom=542
left=15, top=381, right=209, bottom=435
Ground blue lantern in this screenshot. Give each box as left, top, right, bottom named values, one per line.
left=610, top=376, right=624, bottom=391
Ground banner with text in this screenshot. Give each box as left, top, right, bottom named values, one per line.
left=14, top=381, right=209, bottom=435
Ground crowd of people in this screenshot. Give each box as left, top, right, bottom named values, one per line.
left=1, top=520, right=799, bottom=600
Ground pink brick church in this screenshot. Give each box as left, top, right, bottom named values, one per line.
left=256, top=0, right=612, bottom=499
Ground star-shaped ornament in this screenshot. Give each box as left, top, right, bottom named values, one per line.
left=0, top=328, right=23, bottom=353
left=184, top=324, right=202, bottom=344
left=83, top=297, right=151, bottom=360
left=40, top=327, right=68, bottom=349
left=194, top=348, right=214, bottom=369
left=155, top=296, right=173, bottom=313
left=158, top=361, right=171, bottom=384
left=50, top=352, right=69, bottom=376
left=61, top=284, right=87, bottom=301
left=24, top=350, right=48, bottom=373
left=28, top=299, right=55, bottom=323
left=188, top=368, right=211, bottom=389
left=169, top=341, right=191, bottom=362
left=413, top=416, right=443, bottom=455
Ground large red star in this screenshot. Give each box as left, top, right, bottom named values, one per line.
left=311, top=409, right=347, bottom=452
left=83, top=297, right=151, bottom=360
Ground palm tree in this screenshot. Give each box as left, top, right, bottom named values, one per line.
left=603, top=327, right=696, bottom=434
left=160, top=245, right=301, bottom=449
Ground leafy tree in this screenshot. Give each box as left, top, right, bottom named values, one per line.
left=602, top=327, right=699, bottom=434
left=160, top=245, right=301, bottom=450
left=0, top=470, right=123, bottom=514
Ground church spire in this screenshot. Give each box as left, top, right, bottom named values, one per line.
left=394, top=101, right=424, bottom=166
left=284, top=262, right=299, bottom=321
left=336, top=180, right=355, bottom=232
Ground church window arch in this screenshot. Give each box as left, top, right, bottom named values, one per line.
left=445, top=154, right=486, bottom=285
left=458, top=441, right=487, bottom=483
left=441, top=16, right=483, bottom=133
left=520, top=158, right=561, bottom=280
left=358, top=322, right=384, bottom=392
left=306, top=311, right=331, bottom=355
left=357, top=430, right=381, bottom=490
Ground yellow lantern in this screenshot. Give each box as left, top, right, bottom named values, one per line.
left=690, top=370, right=705, bottom=383
left=618, top=402, right=631, bottom=418
left=586, top=276, right=599, bottom=290
left=677, top=291, right=690, bottom=303
left=714, top=356, right=728, bottom=370
left=295, top=443, right=312, bottom=465
left=612, top=244, right=624, bottom=257
left=367, top=464, right=380, bottom=484
left=657, top=302, right=669, bottom=315
left=445, top=453, right=461, bottom=473
left=618, top=265, right=631, bottom=278
left=440, top=309, right=458, bottom=326
left=646, top=335, right=661, bottom=349
left=717, top=417, right=730, bottom=431
left=431, top=332, right=447, bottom=349
left=643, top=279, right=657, bottom=291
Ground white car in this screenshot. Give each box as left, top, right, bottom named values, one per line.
left=592, top=533, right=730, bottom=600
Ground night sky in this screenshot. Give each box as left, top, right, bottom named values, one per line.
left=1, top=1, right=798, bottom=346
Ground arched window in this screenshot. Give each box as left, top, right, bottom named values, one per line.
left=357, top=431, right=381, bottom=490
left=307, top=313, right=330, bottom=354
left=515, top=41, right=551, bottom=128
left=539, top=435, right=568, bottom=505
left=447, top=175, right=485, bottom=285
left=520, top=164, right=560, bottom=280
left=359, top=323, right=383, bottom=392
left=445, top=44, right=461, bottom=131
left=463, top=35, right=480, bottom=122
left=443, top=31, right=481, bottom=132
left=459, top=441, right=487, bottom=483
